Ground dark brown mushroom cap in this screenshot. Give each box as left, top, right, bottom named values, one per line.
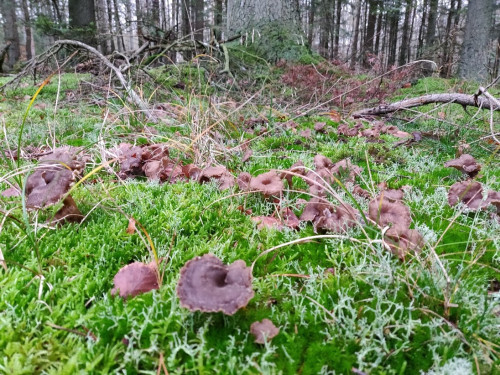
left=141, top=144, right=169, bottom=162
left=300, top=198, right=336, bottom=222
left=353, top=185, right=371, bottom=199
left=39, top=146, right=86, bottom=174
left=361, top=128, right=380, bottom=139
left=447, top=180, right=485, bottom=210
left=251, top=216, right=284, bottom=230
left=115, top=143, right=144, bottom=178
left=300, top=129, right=312, bottom=138
left=25, top=167, right=74, bottom=208
left=378, top=189, right=404, bottom=202
left=199, top=166, right=235, bottom=190
left=51, top=196, right=83, bottom=225
left=237, top=172, right=252, bottom=191
left=176, top=254, right=254, bottom=315
left=444, top=154, right=481, bottom=177
left=314, top=122, right=326, bottom=133
left=384, top=226, right=424, bottom=259
left=368, top=198, right=411, bottom=229
left=250, top=319, right=280, bottom=344
left=111, top=261, right=159, bottom=298
left=337, top=123, right=360, bottom=137
left=486, top=191, right=500, bottom=214
left=314, top=154, right=334, bottom=170
left=330, top=159, right=363, bottom=182
left=280, top=161, right=305, bottom=189
left=182, top=164, right=202, bottom=180
left=249, top=171, right=283, bottom=196
left=314, top=203, right=358, bottom=233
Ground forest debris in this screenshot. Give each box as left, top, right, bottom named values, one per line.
left=111, top=261, right=159, bottom=298
left=176, top=254, right=254, bottom=315
left=250, top=319, right=280, bottom=344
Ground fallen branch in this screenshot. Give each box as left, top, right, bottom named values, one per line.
left=354, top=93, right=500, bottom=117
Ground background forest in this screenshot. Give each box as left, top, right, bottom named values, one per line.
left=0, top=0, right=499, bottom=80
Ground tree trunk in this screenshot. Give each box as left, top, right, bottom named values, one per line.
left=333, top=0, right=342, bottom=58
left=307, top=0, right=315, bottom=47
left=0, top=0, right=21, bottom=70
left=136, top=0, right=145, bottom=46
left=417, top=0, right=428, bottom=58
left=113, top=0, right=125, bottom=51
left=68, top=0, right=97, bottom=47
left=458, top=0, right=494, bottom=81
left=374, top=1, right=383, bottom=55
left=192, top=0, right=204, bottom=41
left=21, top=0, right=32, bottom=60
left=214, top=0, right=223, bottom=40
left=362, top=0, right=378, bottom=67
left=319, top=0, right=332, bottom=57
left=387, top=0, right=400, bottom=68
left=350, top=0, right=362, bottom=69
left=399, top=0, right=412, bottom=66
left=425, top=0, right=438, bottom=48
left=440, top=0, right=455, bottom=77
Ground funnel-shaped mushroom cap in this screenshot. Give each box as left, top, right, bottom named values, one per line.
left=368, top=198, right=411, bottom=229
left=447, top=180, right=485, bottom=210
left=177, top=254, right=254, bottom=315
left=300, top=198, right=335, bottom=222
left=314, top=154, right=334, bottom=170
left=25, top=167, right=74, bottom=209
left=237, top=172, right=252, bottom=191
left=250, top=171, right=283, bottom=196
left=250, top=319, right=280, bottom=344
left=444, top=154, right=481, bottom=177
left=115, top=143, right=144, bottom=178
left=384, top=226, right=424, bottom=259
left=199, top=166, right=235, bottom=190
left=487, top=191, right=500, bottom=214
left=39, top=146, right=86, bottom=174
left=314, top=203, right=358, bottom=233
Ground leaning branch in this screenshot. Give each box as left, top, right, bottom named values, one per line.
left=354, top=93, right=500, bottom=117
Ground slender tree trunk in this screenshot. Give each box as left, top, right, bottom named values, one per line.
left=350, top=0, right=362, bottom=69
left=387, top=0, right=400, bottom=68
left=0, top=0, right=20, bottom=70
left=319, top=0, right=332, bottom=57
left=363, top=0, right=378, bottom=67
left=307, top=0, right=315, bottom=47
left=417, top=0, right=428, bottom=58
left=136, top=0, right=145, bottom=46
left=192, top=0, right=204, bottom=41
left=21, top=0, right=32, bottom=60
left=407, top=1, right=416, bottom=62
left=399, top=0, right=412, bottom=66
left=333, top=0, right=342, bottom=58
left=374, top=1, right=383, bottom=55
left=113, top=0, right=125, bottom=51
left=96, top=0, right=112, bottom=54
left=425, top=0, right=438, bottom=48
left=214, top=0, right=223, bottom=40
left=440, top=0, right=455, bottom=77
left=69, top=0, right=96, bottom=46
left=107, top=0, right=116, bottom=51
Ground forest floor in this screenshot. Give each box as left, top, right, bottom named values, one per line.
left=0, top=61, right=499, bottom=374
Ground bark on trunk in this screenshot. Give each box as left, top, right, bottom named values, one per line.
left=0, top=0, right=21, bottom=70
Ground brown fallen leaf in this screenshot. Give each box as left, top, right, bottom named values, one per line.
left=127, top=217, right=136, bottom=234
left=111, top=261, right=159, bottom=298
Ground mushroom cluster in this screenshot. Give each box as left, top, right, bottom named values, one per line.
left=177, top=254, right=254, bottom=315
left=368, top=188, right=424, bottom=259
left=25, top=146, right=85, bottom=224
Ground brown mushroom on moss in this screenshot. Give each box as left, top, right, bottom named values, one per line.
left=249, top=171, right=284, bottom=197
left=384, top=226, right=424, bottom=259
left=313, top=203, right=358, bottom=233
left=368, top=198, right=411, bottom=229
left=447, top=180, right=485, bottom=210
left=250, top=319, right=280, bottom=344
left=176, top=254, right=254, bottom=315
left=444, top=154, right=481, bottom=178
left=111, top=261, right=159, bottom=298
left=199, top=166, right=235, bottom=190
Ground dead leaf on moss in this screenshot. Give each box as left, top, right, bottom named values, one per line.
left=250, top=319, right=280, bottom=344
left=127, top=218, right=136, bottom=234
left=111, top=261, right=159, bottom=298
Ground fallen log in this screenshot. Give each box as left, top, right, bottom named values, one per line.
left=354, top=93, right=500, bottom=117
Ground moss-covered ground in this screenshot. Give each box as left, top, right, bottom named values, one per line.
left=0, top=70, right=499, bottom=374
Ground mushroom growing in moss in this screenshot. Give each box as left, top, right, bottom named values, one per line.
left=176, top=254, right=254, bottom=315
left=250, top=319, right=280, bottom=344
left=111, top=261, right=159, bottom=298
left=249, top=171, right=283, bottom=197
left=444, top=154, right=481, bottom=178
left=447, top=180, right=485, bottom=210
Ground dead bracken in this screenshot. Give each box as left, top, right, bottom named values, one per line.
left=176, top=254, right=254, bottom=315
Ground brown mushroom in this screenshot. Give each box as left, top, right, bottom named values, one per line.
left=237, top=172, right=252, bottom=191
left=313, top=154, right=334, bottom=170
left=111, top=261, right=159, bottom=298
left=444, top=154, right=481, bottom=178
left=115, top=143, right=144, bottom=178
left=249, top=171, right=283, bottom=197
left=176, top=254, right=254, bottom=315
left=353, top=185, right=371, bottom=199
left=251, top=216, right=284, bottom=230
left=384, top=226, right=424, bottom=259
left=242, top=148, right=253, bottom=163
left=182, top=164, right=202, bottom=180
left=250, top=319, right=280, bottom=344
left=447, top=180, right=485, bottom=210
left=199, top=166, right=235, bottom=190
left=486, top=191, right=500, bottom=215
left=313, top=203, right=358, bottom=233
left=25, top=167, right=74, bottom=209
left=368, top=198, right=411, bottom=229
left=330, top=159, right=363, bottom=182
left=39, top=146, right=86, bottom=175
left=299, top=198, right=336, bottom=222
left=378, top=189, right=404, bottom=202
left=314, top=122, right=326, bottom=133
left=280, top=161, right=305, bottom=189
